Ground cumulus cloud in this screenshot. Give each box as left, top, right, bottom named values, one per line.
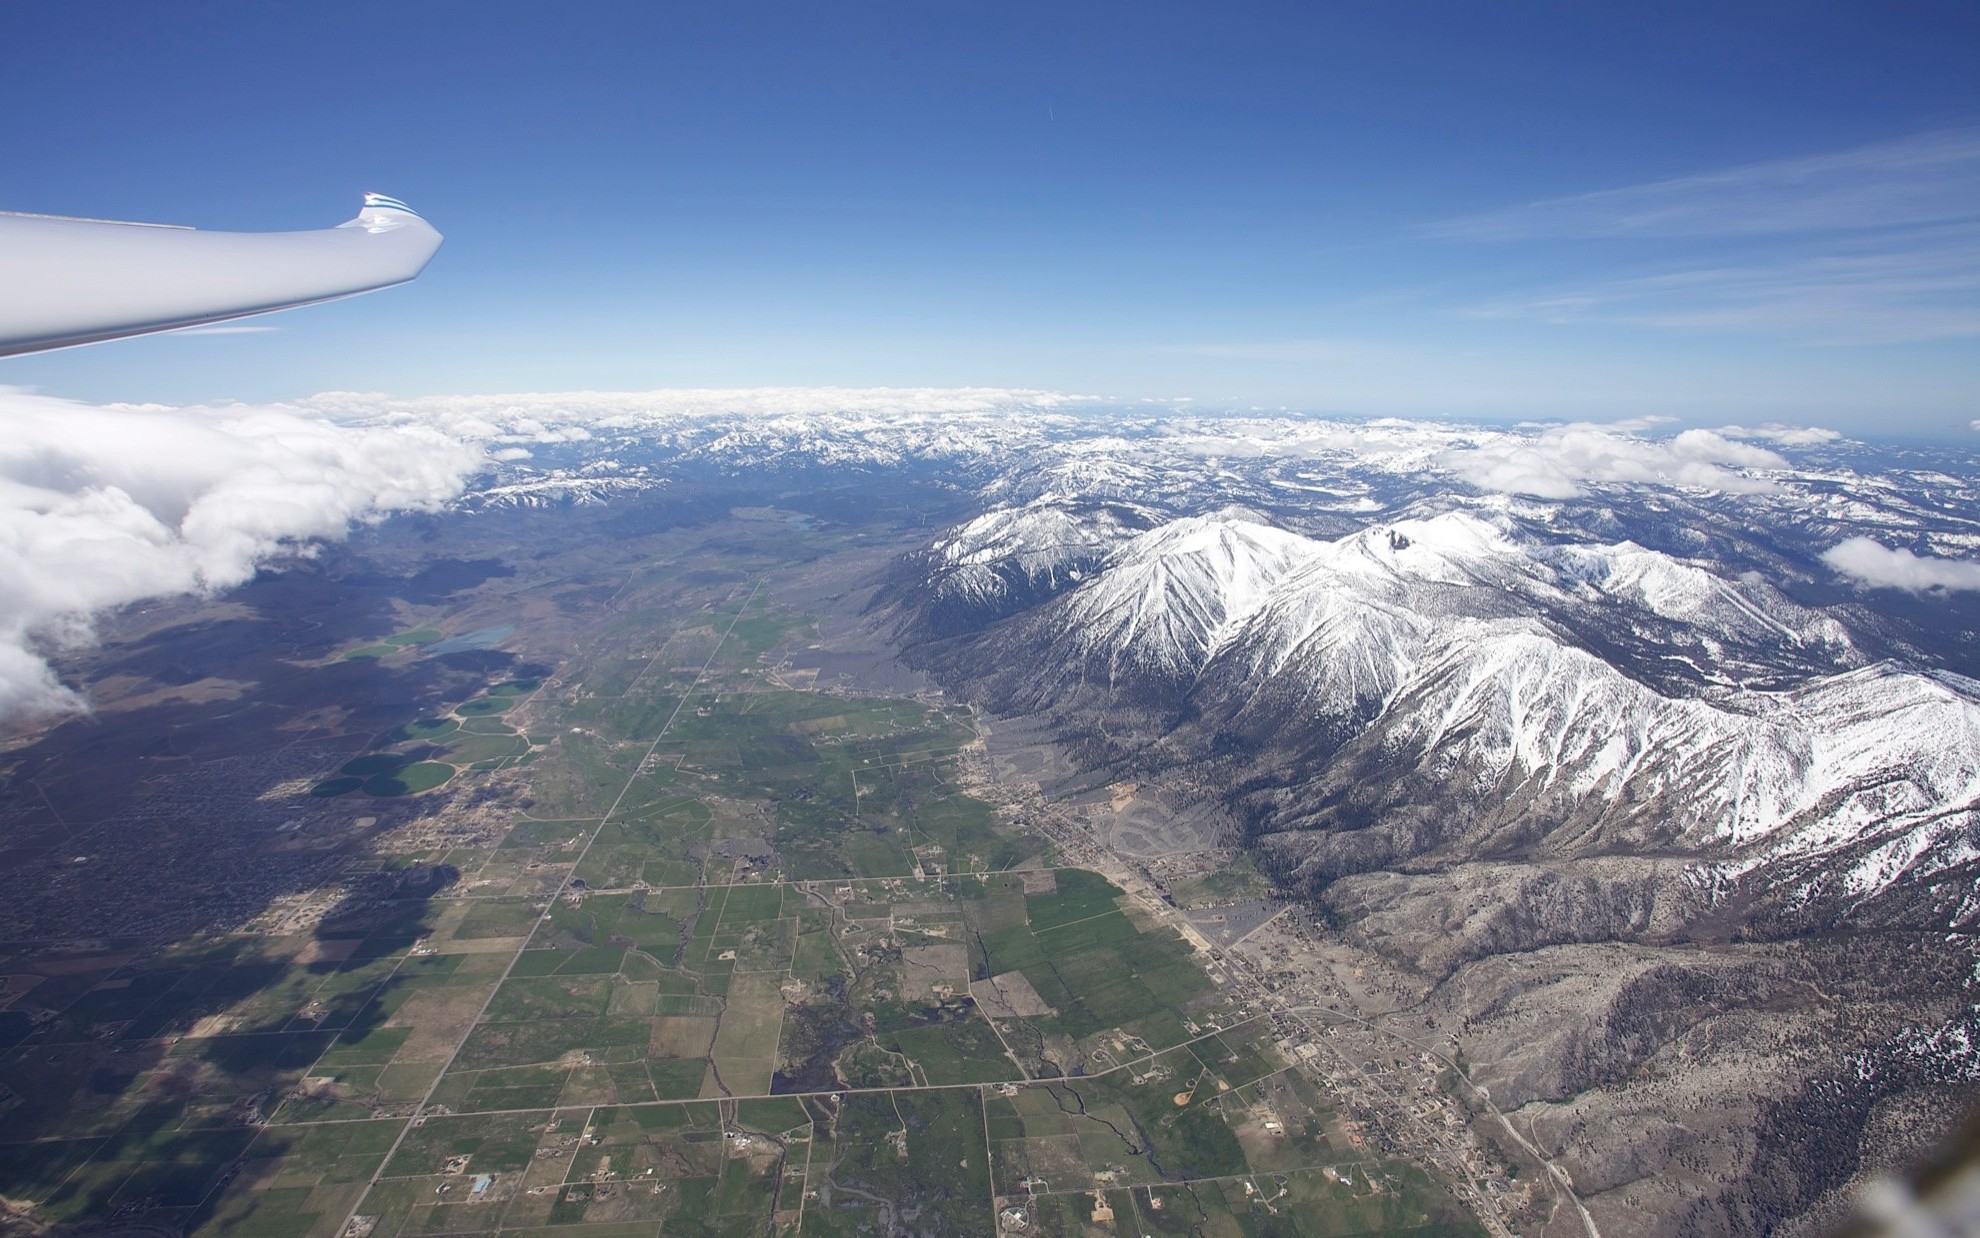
left=1436, top=425, right=1787, bottom=499
left=0, top=388, right=483, bottom=721
left=0, top=385, right=1093, bottom=722
left=1822, top=537, right=1980, bottom=593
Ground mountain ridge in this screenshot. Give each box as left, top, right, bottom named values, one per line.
left=878, top=496, right=1980, bottom=1238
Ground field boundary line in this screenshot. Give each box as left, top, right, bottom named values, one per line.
left=334, top=581, right=762, bottom=1237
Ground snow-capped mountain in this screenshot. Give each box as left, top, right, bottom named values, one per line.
left=466, top=469, right=664, bottom=510
left=1211, top=510, right=1860, bottom=707
left=825, top=412, right=1980, bottom=1237
left=1051, top=513, right=1322, bottom=679
left=892, top=499, right=1158, bottom=634
left=1307, top=625, right=1980, bottom=903
left=907, top=506, right=1979, bottom=915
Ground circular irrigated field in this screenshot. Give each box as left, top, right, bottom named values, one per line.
left=390, top=717, right=459, bottom=742
left=362, top=762, right=455, bottom=796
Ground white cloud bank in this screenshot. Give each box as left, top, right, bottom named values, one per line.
left=299, top=386, right=1091, bottom=442
left=1822, top=538, right=1980, bottom=593
left=1715, top=424, right=1842, bottom=446
left=0, top=388, right=482, bottom=721
left=0, top=385, right=1089, bottom=723
left=1436, top=425, right=1789, bottom=499
left=0, top=382, right=1858, bottom=720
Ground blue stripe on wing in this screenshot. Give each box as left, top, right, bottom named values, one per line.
left=362, top=193, right=420, bottom=216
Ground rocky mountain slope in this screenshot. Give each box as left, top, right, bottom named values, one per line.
left=885, top=498, right=1980, bottom=1237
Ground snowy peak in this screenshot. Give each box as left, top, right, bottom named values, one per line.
left=931, top=500, right=1149, bottom=580
left=966, top=503, right=1861, bottom=703
left=1060, top=515, right=1321, bottom=677
left=1311, top=510, right=1526, bottom=592
left=1310, top=510, right=1848, bottom=657
left=929, top=502, right=1977, bottom=905
left=900, top=500, right=1156, bottom=635
left=1786, top=665, right=1980, bottom=828
left=1541, top=540, right=1851, bottom=656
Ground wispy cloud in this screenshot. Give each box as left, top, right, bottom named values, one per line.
left=1432, top=128, right=1980, bottom=344
left=1430, top=129, right=1980, bottom=241
left=1822, top=538, right=1980, bottom=593
left=1466, top=222, right=1980, bottom=343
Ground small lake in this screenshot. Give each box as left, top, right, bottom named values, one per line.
left=422, top=624, right=516, bottom=655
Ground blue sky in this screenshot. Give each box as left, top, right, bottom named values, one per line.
left=3, top=0, right=1978, bottom=431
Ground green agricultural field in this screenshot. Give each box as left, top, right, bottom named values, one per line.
left=385, top=716, right=459, bottom=743
left=436, top=729, right=528, bottom=766
left=342, top=628, right=445, bottom=660
left=362, top=760, right=454, bottom=796
left=0, top=549, right=1490, bottom=1238
left=452, top=899, right=545, bottom=940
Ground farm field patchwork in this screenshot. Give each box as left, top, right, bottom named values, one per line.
left=0, top=507, right=1486, bottom=1237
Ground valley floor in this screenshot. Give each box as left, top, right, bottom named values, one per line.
left=0, top=502, right=1517, bottom=1238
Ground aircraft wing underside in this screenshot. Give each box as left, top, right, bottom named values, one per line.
left=0, top=193, right=442, bottom=358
